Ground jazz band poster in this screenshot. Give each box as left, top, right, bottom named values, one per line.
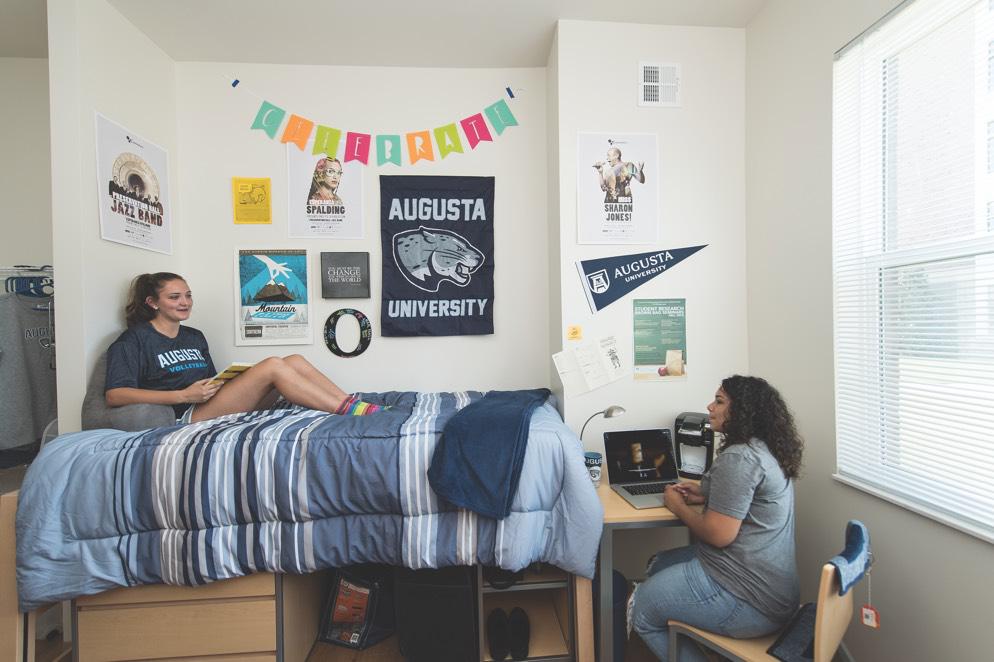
left=577, top=132, right=659, bottom=245
left=235, top=248, right=312, bottom=346
left=287, top=143, right=363, bottom=239
left=95, top=113, right=172, bottom=253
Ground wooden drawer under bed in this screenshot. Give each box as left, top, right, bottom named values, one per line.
left=72, top=571, right=326, bottom=662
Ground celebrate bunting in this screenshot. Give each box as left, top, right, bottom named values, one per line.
left=249, top=93, right=518, bottom=166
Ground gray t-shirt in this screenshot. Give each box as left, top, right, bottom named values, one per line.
left=696, top=439, right=799, bottom=622
left=0, top=294, right=57, bottom=450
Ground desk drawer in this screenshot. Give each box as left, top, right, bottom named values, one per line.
left=75, top=596, right=276, bottom=660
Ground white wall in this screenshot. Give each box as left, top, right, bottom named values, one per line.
left=173, top=64, right=548, bottom=392
left=547, top=29, right=563, bottom=400
left=0, top=57, right=51, bottom=266
left=47, top=0, right=179, bottom=431
left=39, top=3, right=994, bottom=656
left=746, top=2, right=994, bottom=660
left=553, top=20, right=748, bottom=576
left=47, top=1, right=549, bottom=426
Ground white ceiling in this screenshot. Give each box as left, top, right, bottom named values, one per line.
left=1, top=0, right=767, bottom=66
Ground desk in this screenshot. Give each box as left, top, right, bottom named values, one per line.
left=596, top=483, right=687, bottom=662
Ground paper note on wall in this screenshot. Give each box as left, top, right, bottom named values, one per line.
left=232, top=177, right=272, bottom=224
left=552, top=335, right=626, bottom=396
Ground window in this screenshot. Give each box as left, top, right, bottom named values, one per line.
left=833, top=0, right=994, bottom=542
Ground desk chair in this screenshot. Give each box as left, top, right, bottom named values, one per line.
left=668, top=521, right=870, bottom=662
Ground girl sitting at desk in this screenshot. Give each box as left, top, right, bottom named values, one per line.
left=630, top=375, right=803, bottom=662
left=105, top=272, right=383, bottom=423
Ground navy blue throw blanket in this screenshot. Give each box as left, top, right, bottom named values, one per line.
left=428, top=388, right=551, bottom=519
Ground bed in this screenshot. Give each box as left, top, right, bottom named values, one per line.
left=15, top=390, right=603, bottom=612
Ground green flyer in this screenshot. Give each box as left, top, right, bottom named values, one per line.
left=633, top=298, right=686, bottom=380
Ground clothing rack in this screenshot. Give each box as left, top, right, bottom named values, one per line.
left=0, top=263, right=58, bottom=461
left=2, top=264, right=54, bottom=297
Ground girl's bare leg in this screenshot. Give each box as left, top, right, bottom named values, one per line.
left=254, top=388, right=281, bottom=410
left=190, top=356, right=346, bottom=421
left=283, top=354, right=350, bottom=401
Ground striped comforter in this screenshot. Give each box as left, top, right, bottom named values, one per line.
left=15, top=391, right=602, bottom=612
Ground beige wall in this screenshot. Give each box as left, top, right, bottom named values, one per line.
left=0, top=57, right=51, bottom=267
left=746, top=1, right=994, bottom=660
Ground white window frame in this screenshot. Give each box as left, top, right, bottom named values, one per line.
left=833, top=0, right=994, bottom=543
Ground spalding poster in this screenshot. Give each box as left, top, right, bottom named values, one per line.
left=380, top=176, right=494, bottom=336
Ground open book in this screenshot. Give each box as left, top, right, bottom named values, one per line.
left=208, top=362, right=254, bottom=386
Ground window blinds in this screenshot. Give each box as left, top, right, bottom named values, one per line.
left=833, top=0, right=994, bottom=542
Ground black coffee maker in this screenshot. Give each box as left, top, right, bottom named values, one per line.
left=674, top=412, right=714, bottom=479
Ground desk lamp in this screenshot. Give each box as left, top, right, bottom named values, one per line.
left=579, top=405, right=626, bottom=441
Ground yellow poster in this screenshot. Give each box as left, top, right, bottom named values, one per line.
left=232, top=177, right=271, bottom=224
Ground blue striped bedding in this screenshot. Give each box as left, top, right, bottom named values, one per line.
left=15, top=391, right=602, bottom=612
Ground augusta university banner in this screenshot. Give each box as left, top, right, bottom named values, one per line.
left=576, top=245, right=707, bottom=312
left=380, top=175, right=494, bottom=336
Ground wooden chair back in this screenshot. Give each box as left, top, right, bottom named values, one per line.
left=813, top=562, right=854, bottom=662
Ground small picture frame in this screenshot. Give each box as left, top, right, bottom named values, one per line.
left=321, top=252, right=370, bottom=299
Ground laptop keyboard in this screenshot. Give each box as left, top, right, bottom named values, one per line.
left=624, top=483, right=668, bottom=495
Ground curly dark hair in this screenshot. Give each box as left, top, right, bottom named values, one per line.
left=718, top=375, right=803, bottom=479
left=125, top=272, right=186, bottom=326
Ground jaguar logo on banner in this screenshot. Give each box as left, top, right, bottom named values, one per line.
left=393, top=227, right=485, bottom=292
left=381, top=175, right=495, bottom=336
left=576, top=245, right=707, bottom=312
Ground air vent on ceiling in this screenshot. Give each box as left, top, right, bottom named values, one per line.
left=639, top=62, right=681, bottom=108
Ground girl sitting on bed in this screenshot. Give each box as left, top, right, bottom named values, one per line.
left=630, top=375, right=803, bottom=662
left=105, top=272, right=382, bottom=424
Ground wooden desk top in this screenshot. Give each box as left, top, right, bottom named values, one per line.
left=598, top=483, right=682, bottom=525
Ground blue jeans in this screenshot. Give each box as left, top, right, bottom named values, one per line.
left=631, top=545, right=782, bottom=661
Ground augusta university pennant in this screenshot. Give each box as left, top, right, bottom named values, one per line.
left=577, top=245, right=707, bottom=312
left=380, top=175, right=495, bottom=336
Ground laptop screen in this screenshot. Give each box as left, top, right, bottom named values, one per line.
left=603, top=429, right=678, bottom=485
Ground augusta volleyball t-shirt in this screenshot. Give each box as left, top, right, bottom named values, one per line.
left=105, top=323, right=216, bottom=418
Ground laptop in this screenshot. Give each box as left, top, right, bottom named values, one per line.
left=604, top=428, right=680, bottom=509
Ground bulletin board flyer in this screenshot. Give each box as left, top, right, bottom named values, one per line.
left=633, top=298, right=687, bottom=380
